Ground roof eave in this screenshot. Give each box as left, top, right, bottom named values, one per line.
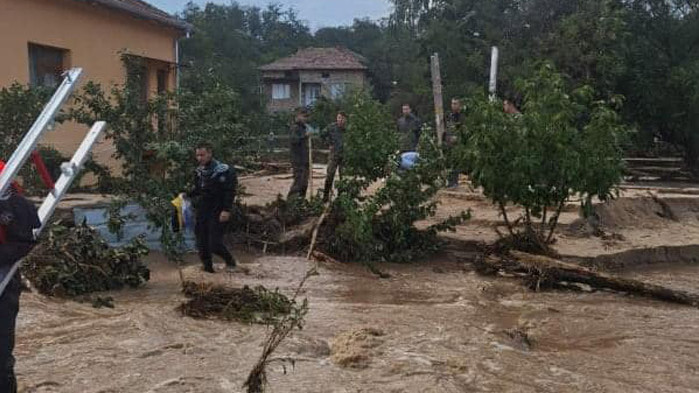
left=260, top=67, right=368, bottom=72
left=76, top=0, right=193, bottom=33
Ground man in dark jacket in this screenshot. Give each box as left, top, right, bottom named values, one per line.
left=397, top=104, right=422, bottom=153
left=189, top=143, right=237, bottom=273
left=321, top=111, right=346, bottom=201
left=288, top=108, right=311, bottom=199
left=0, top=183, right=40, bottom=393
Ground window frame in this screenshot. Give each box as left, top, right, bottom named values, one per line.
left=28, top=43, right=68, bottom=88
left=272, top=83, right=291, bottom=100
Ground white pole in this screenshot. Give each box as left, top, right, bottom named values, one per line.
left=489, top=46, right=499, bottom=101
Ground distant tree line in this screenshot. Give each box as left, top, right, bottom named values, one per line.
left=178, top=0, right=699, bottom=174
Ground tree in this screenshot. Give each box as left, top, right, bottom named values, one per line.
left=322, top=91, right=468, bottom=263
left=455, top=64, right=626, bottom=252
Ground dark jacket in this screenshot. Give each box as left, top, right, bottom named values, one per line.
left=322, top=124, right=345, bottom=160
left=0, top=193, right=40, bottom=268
left=397, top=113, right=422, bottom=152
left=289, top=121, right=309, bottom=166
left=445, top=111, right=463, bottom=148
left=189, top=159, right=236, bottom=217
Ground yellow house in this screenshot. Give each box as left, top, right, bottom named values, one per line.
left=0, top=0, right=190, bottom=166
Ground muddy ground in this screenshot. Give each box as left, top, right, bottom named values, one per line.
left=15, top=171, right=699, bottom=393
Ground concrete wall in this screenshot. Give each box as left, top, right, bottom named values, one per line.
left=0, top=0, right=181, bottom=168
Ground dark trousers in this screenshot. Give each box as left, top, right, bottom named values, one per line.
left=323, top=154, right=342, bottom=200
left=288, top=164, right=309, bottom=199
left=0, top=275, right=20, bottom=393
left=195, top=213, right=234, bottom=269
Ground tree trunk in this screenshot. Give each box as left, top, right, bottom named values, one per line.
left=476, top=251, right=699, bottom=308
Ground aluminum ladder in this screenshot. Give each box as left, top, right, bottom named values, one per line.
left=0, top=68, right=107, bottom=296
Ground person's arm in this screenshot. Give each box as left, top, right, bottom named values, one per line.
left=187, top=171, right=200, bottom=198
left=218, top=167, right=236, bottom=222
left=221, top=167, right=236, bottom=212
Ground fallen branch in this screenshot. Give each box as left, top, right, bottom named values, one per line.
left=476, top=251, right=699, bottom=308
left=310, top=250, right=341, bottom=264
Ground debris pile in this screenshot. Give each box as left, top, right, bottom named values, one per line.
left=178, top=281, right=293, bottom=324
left=23, top=221, right=150, bottom=297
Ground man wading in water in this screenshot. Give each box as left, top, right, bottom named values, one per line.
left=188, top=143, right=238, bottom=273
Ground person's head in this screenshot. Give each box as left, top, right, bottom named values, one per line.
left=503, top=99, right=520, bottom=114
left=336, top=111, right=348, bottom=128
left=401, top=104, right=412, bottom=117
left=295, top=107, right=310, bottom=124
left=195, top=142, right=214, bottom=166
left=451, top=98, right=462, bottom=114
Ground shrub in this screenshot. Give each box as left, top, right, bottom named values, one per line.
left=323, top=92, right=469, bottom=263
left=454, top=63, right=626, bottom=251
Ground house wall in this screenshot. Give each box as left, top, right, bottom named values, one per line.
left=0, top=0, right=181, bottom=169
left=263, top=79, right=301, bottom=113
left=263, top=69, right=367, bottom=112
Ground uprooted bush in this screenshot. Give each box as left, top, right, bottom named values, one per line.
left=319, top=92, right=469, bottom=263
left=178, top=281, right=296, bottom=324
left=453, top=63, right=627, bottom=254
left=23, top=221, right=150, bottom=297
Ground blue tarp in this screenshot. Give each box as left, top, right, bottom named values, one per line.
left=73, top=203, right=196, bottom=251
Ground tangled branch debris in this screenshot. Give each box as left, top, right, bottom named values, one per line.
left=476, top=251, right=699, bottom=307
left=23, top=221, right=150, bottom=297
left=178, top=281, right=294, bottom=324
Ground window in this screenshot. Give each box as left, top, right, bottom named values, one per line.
left=330, top=83, right=347, bottom=99
left=28, top=43, right=67, bottom=88
left=321, top=72, right=330, bottom=79
left=303, top=83, right=321, bottom=106
left=272, top=83, right=291, bottom=100
left=157, top=69, right=169, bottom=94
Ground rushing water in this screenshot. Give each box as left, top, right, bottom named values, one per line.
left=15, top=253, right=699, bottom=393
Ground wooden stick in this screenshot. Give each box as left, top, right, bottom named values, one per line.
left=431, top=53, right=445, bottom=147
left=307, top=135, right=313, bottom=201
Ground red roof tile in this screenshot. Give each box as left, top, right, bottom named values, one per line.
left=260, top=47, right=368, bottom=71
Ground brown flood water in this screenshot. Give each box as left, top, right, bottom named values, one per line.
left=15, top=252, right=699, bottom=393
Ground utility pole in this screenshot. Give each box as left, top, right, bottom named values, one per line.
left=431, top=53, right=445, bottom=146
left=489, top=46, right=499, bottom=101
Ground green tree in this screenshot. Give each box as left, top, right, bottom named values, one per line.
left=456, top=64, right=626, bottom=251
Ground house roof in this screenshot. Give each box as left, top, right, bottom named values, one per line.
left=259, top=47, right=368, bottom=72
left=73, top=0, right=192, bottom=32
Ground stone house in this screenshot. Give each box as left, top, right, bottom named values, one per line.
left=259, top=47, right=368, bottom=112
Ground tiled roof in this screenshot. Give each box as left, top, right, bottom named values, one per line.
left=259, top=47, right=368, bottom=71
left=73, top=0, right=192, bottom=32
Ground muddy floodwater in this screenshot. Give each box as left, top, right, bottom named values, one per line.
left=15, top=251, right=699, bottom=393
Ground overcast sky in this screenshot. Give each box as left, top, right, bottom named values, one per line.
left=147, top=0, right=392, bottom=29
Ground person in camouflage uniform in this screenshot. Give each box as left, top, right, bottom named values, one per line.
left=288, top=108, right=311, bottom=199
left=321, top=111, right=347, bottom=201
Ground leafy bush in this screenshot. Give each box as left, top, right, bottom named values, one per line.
left=23, top=221, right=150, bottom=297
left=455, top=64, right=626, bottom=250
left=322, top=92, right=468, bottom=263
left=69, top=57, right=251, bottom=260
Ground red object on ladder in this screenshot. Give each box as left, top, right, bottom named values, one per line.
left=0, top=152, right=54, bottom=243
left=30, top=151, right=55, bottom=190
